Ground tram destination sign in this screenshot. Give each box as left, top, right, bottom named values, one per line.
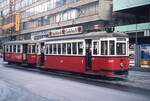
left=49, top=26, right=83, bottom=36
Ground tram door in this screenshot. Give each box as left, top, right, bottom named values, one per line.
left=85, top=39, right=92, bottom=69
left=22, top=44, right=28, bottom=63
left=40, top=42, right=45, bottom=66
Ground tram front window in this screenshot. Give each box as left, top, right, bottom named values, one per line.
left=116, top=43, right=126, bottom=55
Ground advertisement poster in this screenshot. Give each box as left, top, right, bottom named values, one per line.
left=141, top=44, right=150, bottom=68
left=129, top=44, right=135, bottom=67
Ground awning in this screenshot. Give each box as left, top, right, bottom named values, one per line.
left=2, top=23, right=15, bottom=30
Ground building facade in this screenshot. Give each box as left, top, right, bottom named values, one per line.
left=113, top=0, right=150, bottom=68
left=0, top=0, right=112, bottom=42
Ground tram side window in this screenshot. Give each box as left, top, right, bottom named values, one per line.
left=49, top=44, right=52, bottom=54
left=17, top=45, right=21, bottom=53
left=32, top=45, right=36, bottom=53
left=53, top=44, right=57, bottom=54
left=10, top=45, right=12, bottom=52
left=67, top=43, right=71, bottom=54
left=109, top=41, right=115, bottom=55
left=62, top=43, right=66, bottom=54
left=93, top=41, right=99, bottom=55
left=6, top=45, right=9, bottom=52
left=116, top=43, right=126, bottom=55
left=78, top=42, right=83, bottom=55
left=28, top=45, right=31, bottom=53
left=45, top=45, right=48, bottom=54
left=13, top=45, right=16, bottom=53
left=36, top=45, right=39, bottom=53
left=101, top=41, right=108, bottom=55
left=72, top=42, right=77, bottom=54
left=58, top=43, right=61, bottom=54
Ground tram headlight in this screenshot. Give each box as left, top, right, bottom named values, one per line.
left=120, top=62, right=125, bottom=68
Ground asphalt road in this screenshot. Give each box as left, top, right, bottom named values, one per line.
left=0, top=59, right=150, bottom=101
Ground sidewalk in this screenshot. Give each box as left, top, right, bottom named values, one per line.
left=129, top=67, right=150, bottom=72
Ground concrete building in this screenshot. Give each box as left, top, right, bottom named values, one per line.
left=113, top=0, right=150, bottom=68
left=0, top=0, right=112, bottom=42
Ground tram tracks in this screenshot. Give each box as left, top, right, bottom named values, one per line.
left=3, top=62, right=150, bottom=97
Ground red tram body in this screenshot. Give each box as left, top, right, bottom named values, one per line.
left=3, top=31, right=129, bottom=77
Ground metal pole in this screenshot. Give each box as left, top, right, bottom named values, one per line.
left=135, top=15, right=139, bottom=67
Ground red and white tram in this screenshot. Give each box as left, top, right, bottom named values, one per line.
left=3, top=31, right=129, bottom=77
left=3, top=40, right=37, bottom=65
left=38, top=31, right=129, bottom=77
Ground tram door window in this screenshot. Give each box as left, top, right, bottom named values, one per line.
left=22, top=44, right=28, bottom=63
left=85, top=39, right=92, bottom=69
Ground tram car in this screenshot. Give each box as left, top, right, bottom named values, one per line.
left=3, top=40, right=37, bottom=66
left=38, top=31, right=129, bottom=77
left=3, top=30, right=129, bottom=77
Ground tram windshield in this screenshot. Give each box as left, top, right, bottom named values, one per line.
left=92, top=38, right=128, bottom=56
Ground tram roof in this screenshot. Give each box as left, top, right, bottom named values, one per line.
left=39, top=31, right=128, bottom=42
left=4, top=40, right=37, bottom=45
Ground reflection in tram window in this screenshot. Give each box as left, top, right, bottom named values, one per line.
left=62, top=43, right=66, bottom=54
left=67, top=43, right=71, bottom=54
left=116, top=43, right=126, bottom=55
left=72, top=42, right=77, bottom=54
left=109, top=41, right=115, bottom=55
left=78, top=42, right=83, bottom=55
left=101, top=41, right=108, bottom=55
left=93, top=41, right=99, bottom=55
left=49, top=44, right=52, bottom=54
left=58, top=43, right=62, bottom=54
